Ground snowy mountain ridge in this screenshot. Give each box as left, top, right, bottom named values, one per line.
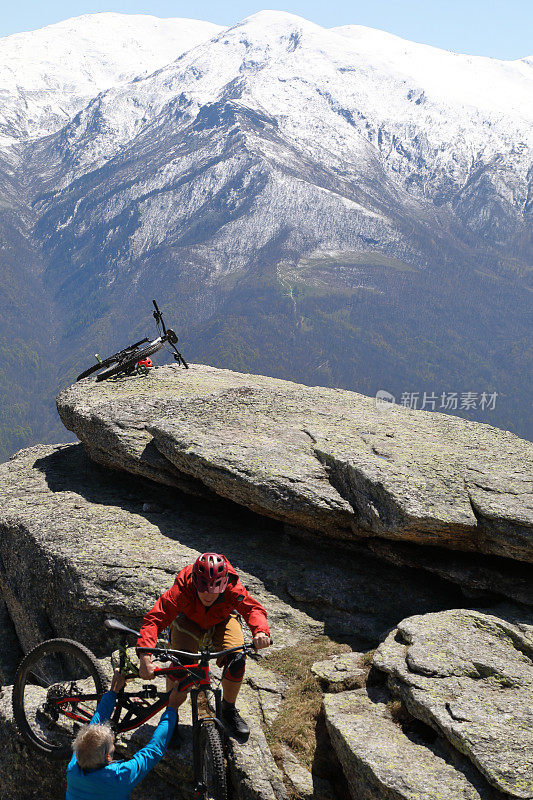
left=2, top=11, right=532, bottom=157
left=3, top=10, right=526, bottom=210
left=19, top=8, right=530, bottom=255
left=0, top=13, right=222, bottom=146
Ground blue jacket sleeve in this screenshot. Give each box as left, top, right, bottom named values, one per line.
left=116, top=708, right=177, bottom=788
left=67, top=690, right=118, bottom=770
left=90, top=690, right=117, bottom=726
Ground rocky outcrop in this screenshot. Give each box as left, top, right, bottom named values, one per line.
left=0, top=441, right=486, bottom=800
left=0, top=443, right=473, bottom=658
left=323, top=609, right=533, bottom=799
left=2, top=366, right=532, bottom=800
left=57, top=365, right=533, bottom=562
left=324, top=688, right=503, bottom=800
left=373, top=609, right=533, bottom=799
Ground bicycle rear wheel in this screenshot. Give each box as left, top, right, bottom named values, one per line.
left=12, top=639, right=108, bottom=759
left=200, top=723, right=227, bottom=800
left=77, top=337, right=151, bottom=381
left=95, top=341, right=163, bottom=381
left=77, top=362, right=112, bottom=381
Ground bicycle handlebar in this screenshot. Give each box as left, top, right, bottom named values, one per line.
left=136, top=642, right=260, bottom=661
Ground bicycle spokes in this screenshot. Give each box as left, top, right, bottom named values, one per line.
left=19, top=650, right=101, bottom=749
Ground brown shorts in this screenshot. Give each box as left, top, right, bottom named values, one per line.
left=170, top=612, right=244, bottom=665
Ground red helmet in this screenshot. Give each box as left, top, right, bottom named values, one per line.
left=192, top=553, right=229, bottom=593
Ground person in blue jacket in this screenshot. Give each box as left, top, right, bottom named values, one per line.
left=66, top=670, right=179, bottom=799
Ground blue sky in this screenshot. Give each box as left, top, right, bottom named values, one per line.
left=1, top=0, right=532, bottom=60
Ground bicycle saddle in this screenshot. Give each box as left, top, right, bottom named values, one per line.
left=104, top=618, right=141, bottom=637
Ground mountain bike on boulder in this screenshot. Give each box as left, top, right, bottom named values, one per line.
left=76, top=300, right=188, bottom=382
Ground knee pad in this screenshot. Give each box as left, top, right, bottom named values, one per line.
left=220, top=651, right=246, bottom=683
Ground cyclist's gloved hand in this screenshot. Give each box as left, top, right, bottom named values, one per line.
left=139, top=653, right=155, bottom=679
left=111, top=670, right=126, bottom=693
left=252, top=633, right=271, bottom=650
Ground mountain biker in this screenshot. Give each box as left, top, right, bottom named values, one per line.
left=66, top=670, right=181, bottom=799
left=136, top=553, right=271, bottom=741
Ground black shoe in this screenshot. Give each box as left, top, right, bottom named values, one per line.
left=222, top=703, right=250, bottom=742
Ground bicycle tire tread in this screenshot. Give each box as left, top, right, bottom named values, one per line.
left=201, top=723, right=227, bottom=800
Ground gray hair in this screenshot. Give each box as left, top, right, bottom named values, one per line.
left=73, top=723, right=114, bottom=770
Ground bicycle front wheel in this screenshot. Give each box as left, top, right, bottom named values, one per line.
left=12, top=639, right=108, bottom=759
left=200, top=723, right=227, bottom=800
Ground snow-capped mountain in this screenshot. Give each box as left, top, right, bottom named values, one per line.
left=23, top=10, right=533, bottom=250
left=35, top=15, right=533, bottom=169
left=0, top=13, right=221, bottom=147
left=0, top=11, right=531, bottom=460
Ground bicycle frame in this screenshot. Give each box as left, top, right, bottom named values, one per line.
left=13, top=617, right=260, bottom=799
left=50, top=664, right=220, bottom=753
left=52, top=636, right=246, bottom=745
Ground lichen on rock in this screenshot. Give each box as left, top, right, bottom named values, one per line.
left=57, top=364, right=533, bottom=561
left=373, top=608, right=533, bottom=799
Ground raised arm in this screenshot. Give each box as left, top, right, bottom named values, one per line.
left=116, top=706, right=177, bottom=788
left=67, top=671, right=125, bottom=769
left=90, top=671, right=125, bottom=725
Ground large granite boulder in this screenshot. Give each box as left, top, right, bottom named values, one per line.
left=324, top=687, right=503, bottom=800
left=373, top=609, right=533, bottom=799
left=57, top=364, right=533, bottom=561
left=0, top=443, right=468, bottom=660
left=4, top=361, right=532, bottom=799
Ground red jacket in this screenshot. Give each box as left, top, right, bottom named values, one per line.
left=136, top=561, right=270, bottom=650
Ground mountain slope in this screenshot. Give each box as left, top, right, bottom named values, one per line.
left=0, top=11, right=531, bottom=459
